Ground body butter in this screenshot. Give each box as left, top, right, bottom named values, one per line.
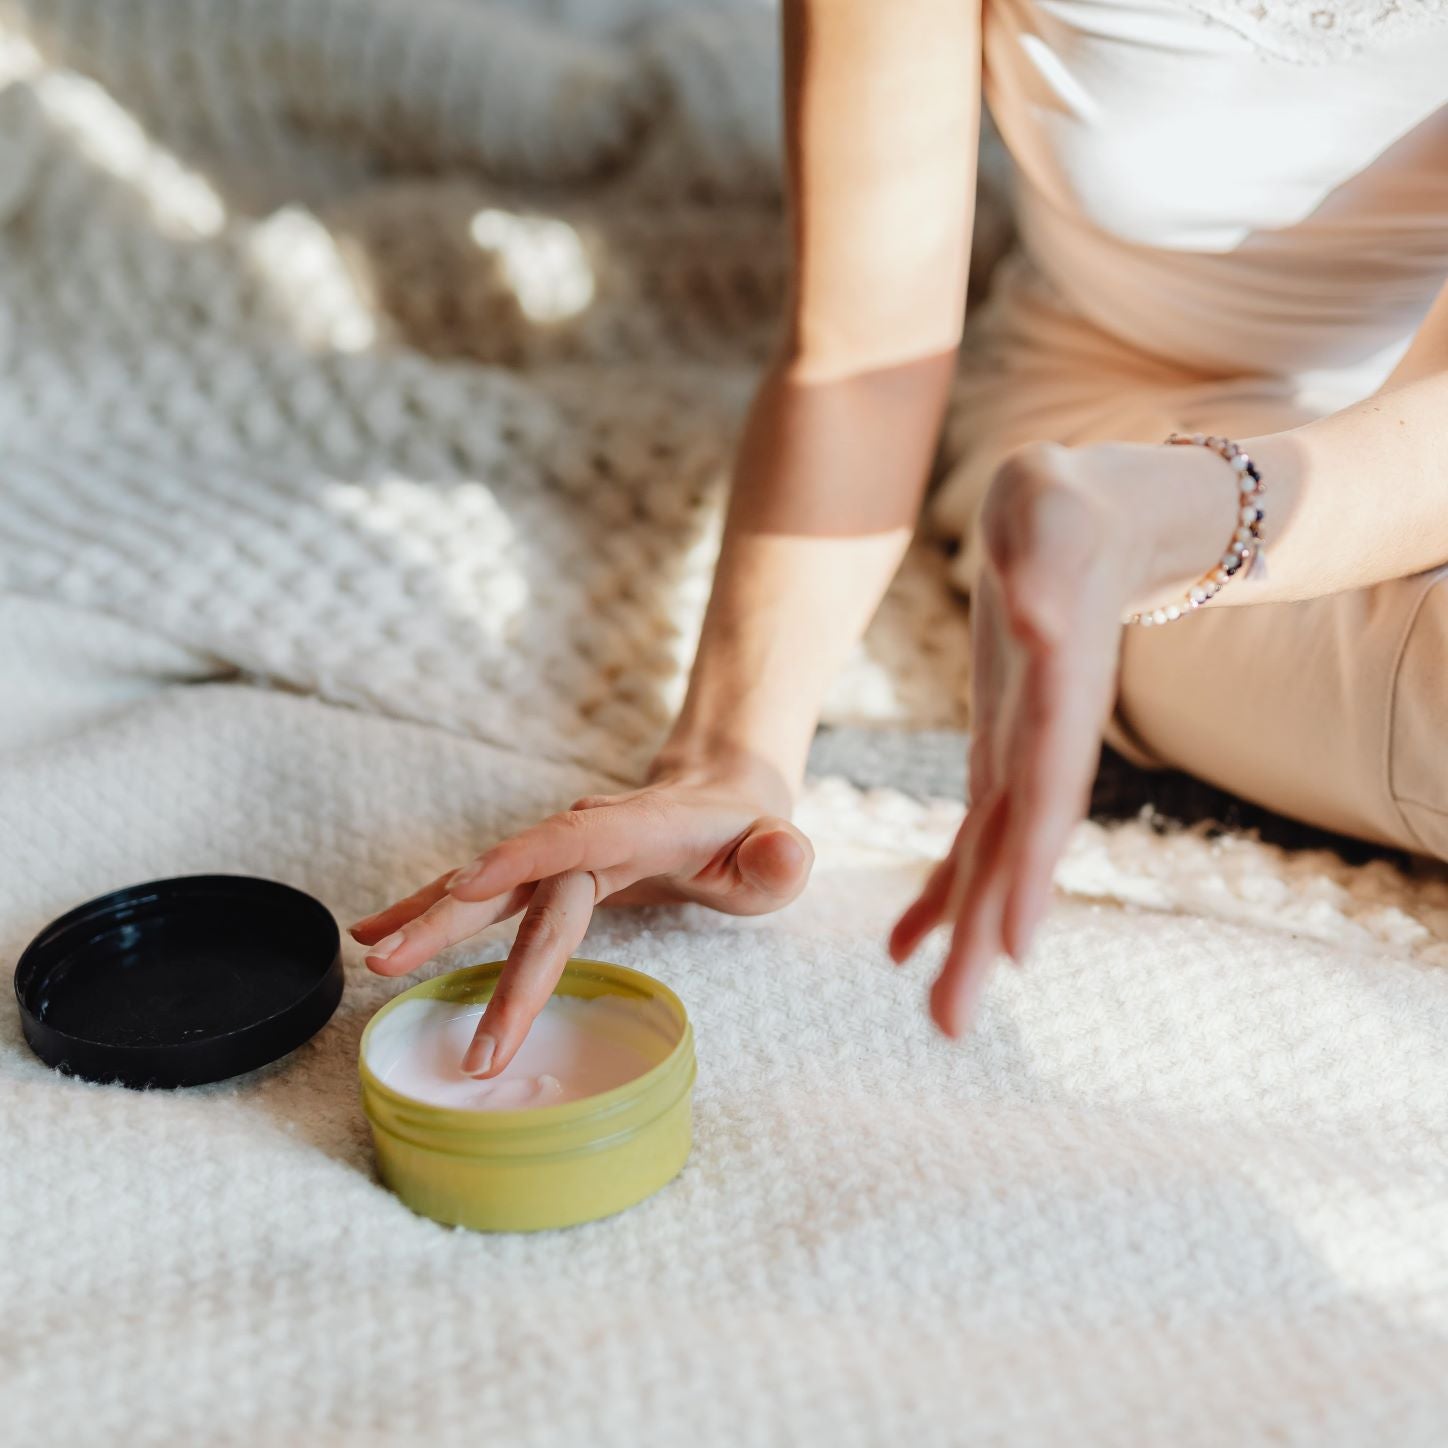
left=358, top=959, right=695, bottom=1231
left=366, top=995, right=657, bottom=1110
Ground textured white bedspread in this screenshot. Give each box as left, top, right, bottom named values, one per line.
left=5, top=598, right=1448, bottom=1446
left=3, top=2, right=1448, bottom=1443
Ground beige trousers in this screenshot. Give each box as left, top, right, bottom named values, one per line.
left=1118, top=564, right=1448, bottom=860
left=933, top=257, right=1448, bottom=861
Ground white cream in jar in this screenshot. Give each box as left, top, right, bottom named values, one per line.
left=365, top=994, right=661, bottom=1110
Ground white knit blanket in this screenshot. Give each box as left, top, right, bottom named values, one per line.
left=4, top=5, right=1448, bottom=1445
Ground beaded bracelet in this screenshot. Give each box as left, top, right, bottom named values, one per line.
left=1126, top=433, right=1266, bottom=627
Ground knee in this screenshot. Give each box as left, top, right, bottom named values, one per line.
left=1389, top=566, right=1448, bottom=861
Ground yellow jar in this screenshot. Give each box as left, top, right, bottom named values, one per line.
left=358, top=958, right=695, bottom=1232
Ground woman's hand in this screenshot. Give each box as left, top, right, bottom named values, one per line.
left=349, top=760, right=813, bottom=1077
left=888, top=440, right=1226, bottom=1035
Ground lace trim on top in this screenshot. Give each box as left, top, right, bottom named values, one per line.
left=1184, top=0, right=1448, bottom=63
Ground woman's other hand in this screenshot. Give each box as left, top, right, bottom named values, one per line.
left=889, top=439, right=1230, bottom=1035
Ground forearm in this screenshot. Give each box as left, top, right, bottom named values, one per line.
left=656, top=0, right=979, bottom=801
left=1115, top=282, right=1448, bottom=612
left=657, top=352, right=957, bottom=798
left=1237, top=369, right=1448, bottom=601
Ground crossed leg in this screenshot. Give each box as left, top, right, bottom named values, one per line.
left=1116, top=561, right=1448, bottom=861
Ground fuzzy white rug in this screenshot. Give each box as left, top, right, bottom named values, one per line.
left=3, top=4, right=1448, bottom=1445
left=5, top=597, right=1448, bottom=1446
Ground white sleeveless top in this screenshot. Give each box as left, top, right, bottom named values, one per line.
left=982, top=0, right=1448, bottom=392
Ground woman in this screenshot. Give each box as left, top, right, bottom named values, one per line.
left=352, top=0, right=1448, bottom=1076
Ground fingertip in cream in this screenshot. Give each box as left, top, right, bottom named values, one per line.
left=462, top=1031, right=497, bottom=1077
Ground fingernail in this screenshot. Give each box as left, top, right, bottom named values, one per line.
left=448, top=864, right=482, bottom=894
left=366, top=931, right=405, bottom=965
left=463, top=1032, right=496, bottom=1077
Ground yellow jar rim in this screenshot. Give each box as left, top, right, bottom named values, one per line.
left=358, top=957, right=694, bottom=1136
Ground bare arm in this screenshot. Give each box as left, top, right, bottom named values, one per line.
left=1236, top=281, right=1448, bottom=601
left=1091, top=279, right=1448, bottom=619
left=659, top=0, right=982, bottom=792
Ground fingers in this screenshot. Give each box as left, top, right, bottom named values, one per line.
left=998, top=771, right=1087, bottom=963
left=463, top=871, right=599, bottom=1077
left=708, top=817, right=813, bottom=914
left=349, top=793, right=643, bottom=960
left=968, top=570, right=1004, bottom=805
left=359, top=884, right=534, bottom=977
left=446, top=804, right=658, bottom=905
left=348, top=871, right=456, bottom=947
left=929, top=790, right=1013, bottom=1038
left=888, top=857, right=954, bottom=965
left=605, top=815, right=814, bottom=914
left=736, top=821, right=811, bottom=899
left=888, top=818, right=967, bottom=964
left=928, top=926, right=998, bottom=1040
left=999, top=636, right=1113, bottom=961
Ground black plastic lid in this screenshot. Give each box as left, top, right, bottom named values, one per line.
left=14, top=874, right=343, bottom=1089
